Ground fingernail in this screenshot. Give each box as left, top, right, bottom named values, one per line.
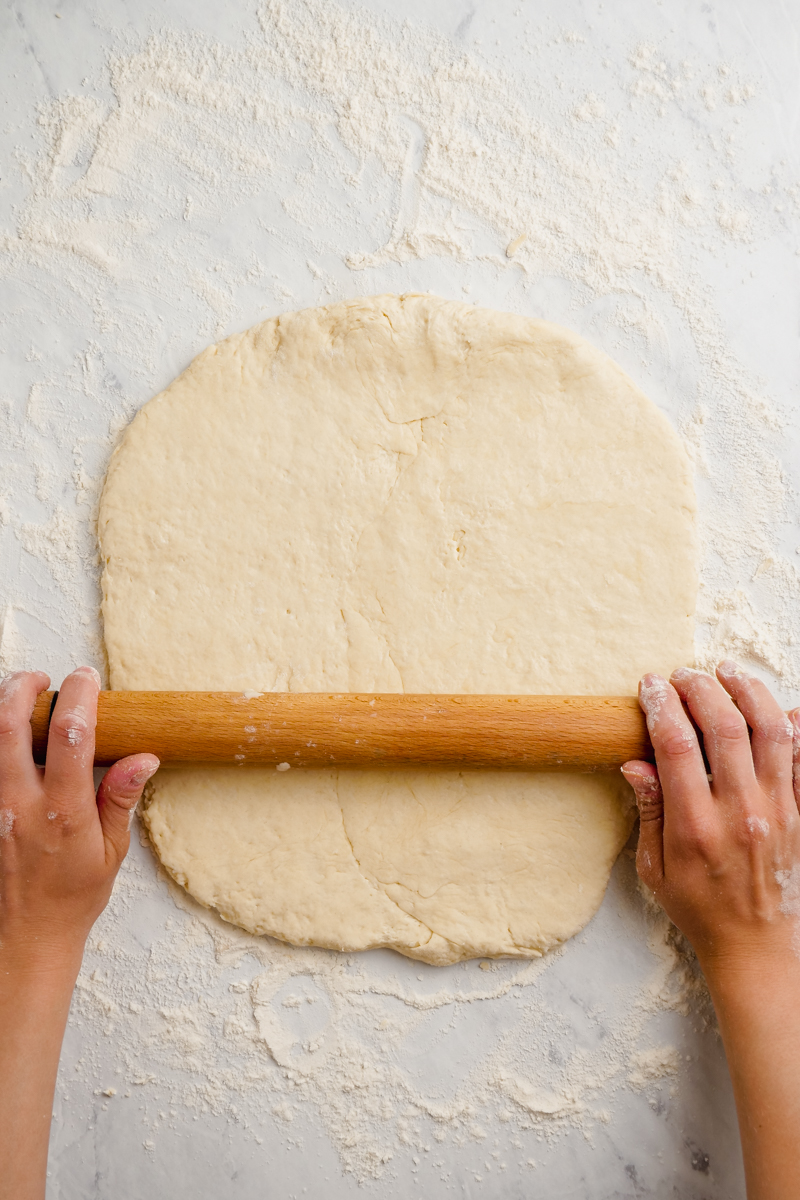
left=130, top=760, right=160, bottom=787
left=789, top=710, right=800, bottom=735
left=639, top=674, right=668, bottom=718
left=717, top=658, right=745, bottom=678
left=621, top=767, right=658, bottom=796
left=670, top=666, right=705, bottom=682
left=73, top=666, right=102, bottom=687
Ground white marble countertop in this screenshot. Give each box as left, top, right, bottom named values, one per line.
left=2, top=0, right=799, bottom=1196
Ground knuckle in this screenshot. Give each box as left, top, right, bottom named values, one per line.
left=713, top=718, right=748, bottom=744
left=0, top=714, right=23, bottom=740
left=104, top=786, right=137, bottom=809
left=636, top=794, right=664, bottom=822
left=735, top=810, right=771, bottom=845
left=772, top=807, right=800, bottom=837
left=657, top=730, right=696, bottom=759
left=675, top=818, right=718, bottom=860
left=51, top=812, right=75, bottom=835
left=758, top=717, right=793, bottom=746
left=50, top=709, right=92, bottom=747
left=43, top=806, right=74, bottom=831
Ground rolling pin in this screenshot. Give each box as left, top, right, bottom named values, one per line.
left=29, top=691, right=652, bottom=771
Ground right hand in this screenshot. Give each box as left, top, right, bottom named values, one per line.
left=621, top=660, right=800, bottom=980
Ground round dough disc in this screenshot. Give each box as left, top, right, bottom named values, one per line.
left=99, top=294, right=696, bottom=965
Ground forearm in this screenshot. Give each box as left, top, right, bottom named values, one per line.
left=706, top=956, right=800, bottom=1200
left=0, top=942, right=84, bottom=1200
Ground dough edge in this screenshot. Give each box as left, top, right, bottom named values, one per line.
left=141, top=768, right=637, bottom=967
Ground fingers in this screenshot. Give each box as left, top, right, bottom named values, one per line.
left=0, top=670, right=50, bottom=797
left=670, top=667, right=756, bottom=800
left=621, top=760, right=664, bottom=889
left=637, top=673, right=711, bottom=830
left=715, top=660, right=794, bottom=807
left=44, top=667, right=101, bottom=809
left=96, top=754, right=160, bottom=863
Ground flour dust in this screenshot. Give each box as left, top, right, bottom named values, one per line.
left=66, top=842, right=712, bottom=1182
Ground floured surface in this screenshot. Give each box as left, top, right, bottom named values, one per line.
left=100, top=294, right=695, bottom=963
left=2, top=0, right=793, bottom=1190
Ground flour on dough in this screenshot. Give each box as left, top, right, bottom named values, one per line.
left=99, top=294, right=696, bottom=965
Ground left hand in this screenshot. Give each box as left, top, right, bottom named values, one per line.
left=0, top=667, right=159, bottom=968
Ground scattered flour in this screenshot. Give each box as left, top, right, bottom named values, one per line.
left=746, top=816, right=770, bottom=839
left=776, top=864, right=800, bottom=958
left=66, top=845, right=706, bottom=1182
left=627, top=1045, right=681, bottom=1091
left=776, top=865, right=800, bottom=912
left=0, top=609, right=26, bottom=678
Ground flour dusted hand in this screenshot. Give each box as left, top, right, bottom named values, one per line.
left=623, top=661, right=800, bottom=1200
left=0, top=668, right=159, bottom=958
left=622, top=661, right=800, bottom=973
left=0, top=668, right=159, bottom=1200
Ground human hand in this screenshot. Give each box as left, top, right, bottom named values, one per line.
left=0, top=668, right=159, bottom=971
left=621, top=660, right=800, bottom=982
left=0, top=668, right=159, bottom=1200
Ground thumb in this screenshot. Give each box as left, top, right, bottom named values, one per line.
left=621, top=760, right=665, bottom=892
left=96, top=754, right=160, bottom=863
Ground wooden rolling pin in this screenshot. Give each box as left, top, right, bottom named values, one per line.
left=30, top=691, right=651, bottom=771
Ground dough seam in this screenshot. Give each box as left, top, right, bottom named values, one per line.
left=334, top=777, right=439, bottom=952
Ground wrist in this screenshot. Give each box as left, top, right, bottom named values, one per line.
left=699, top=944, right=800, bottom=1010
left=0, top=920, right=87, bottom=984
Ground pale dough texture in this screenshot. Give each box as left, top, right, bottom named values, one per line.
left=99, top=294, right=697, bottom=965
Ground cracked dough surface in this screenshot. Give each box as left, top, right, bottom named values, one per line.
left=99, top=294, right=697, bottom=965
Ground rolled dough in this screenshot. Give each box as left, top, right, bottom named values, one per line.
left=99, top=294, right=696, bottom=965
